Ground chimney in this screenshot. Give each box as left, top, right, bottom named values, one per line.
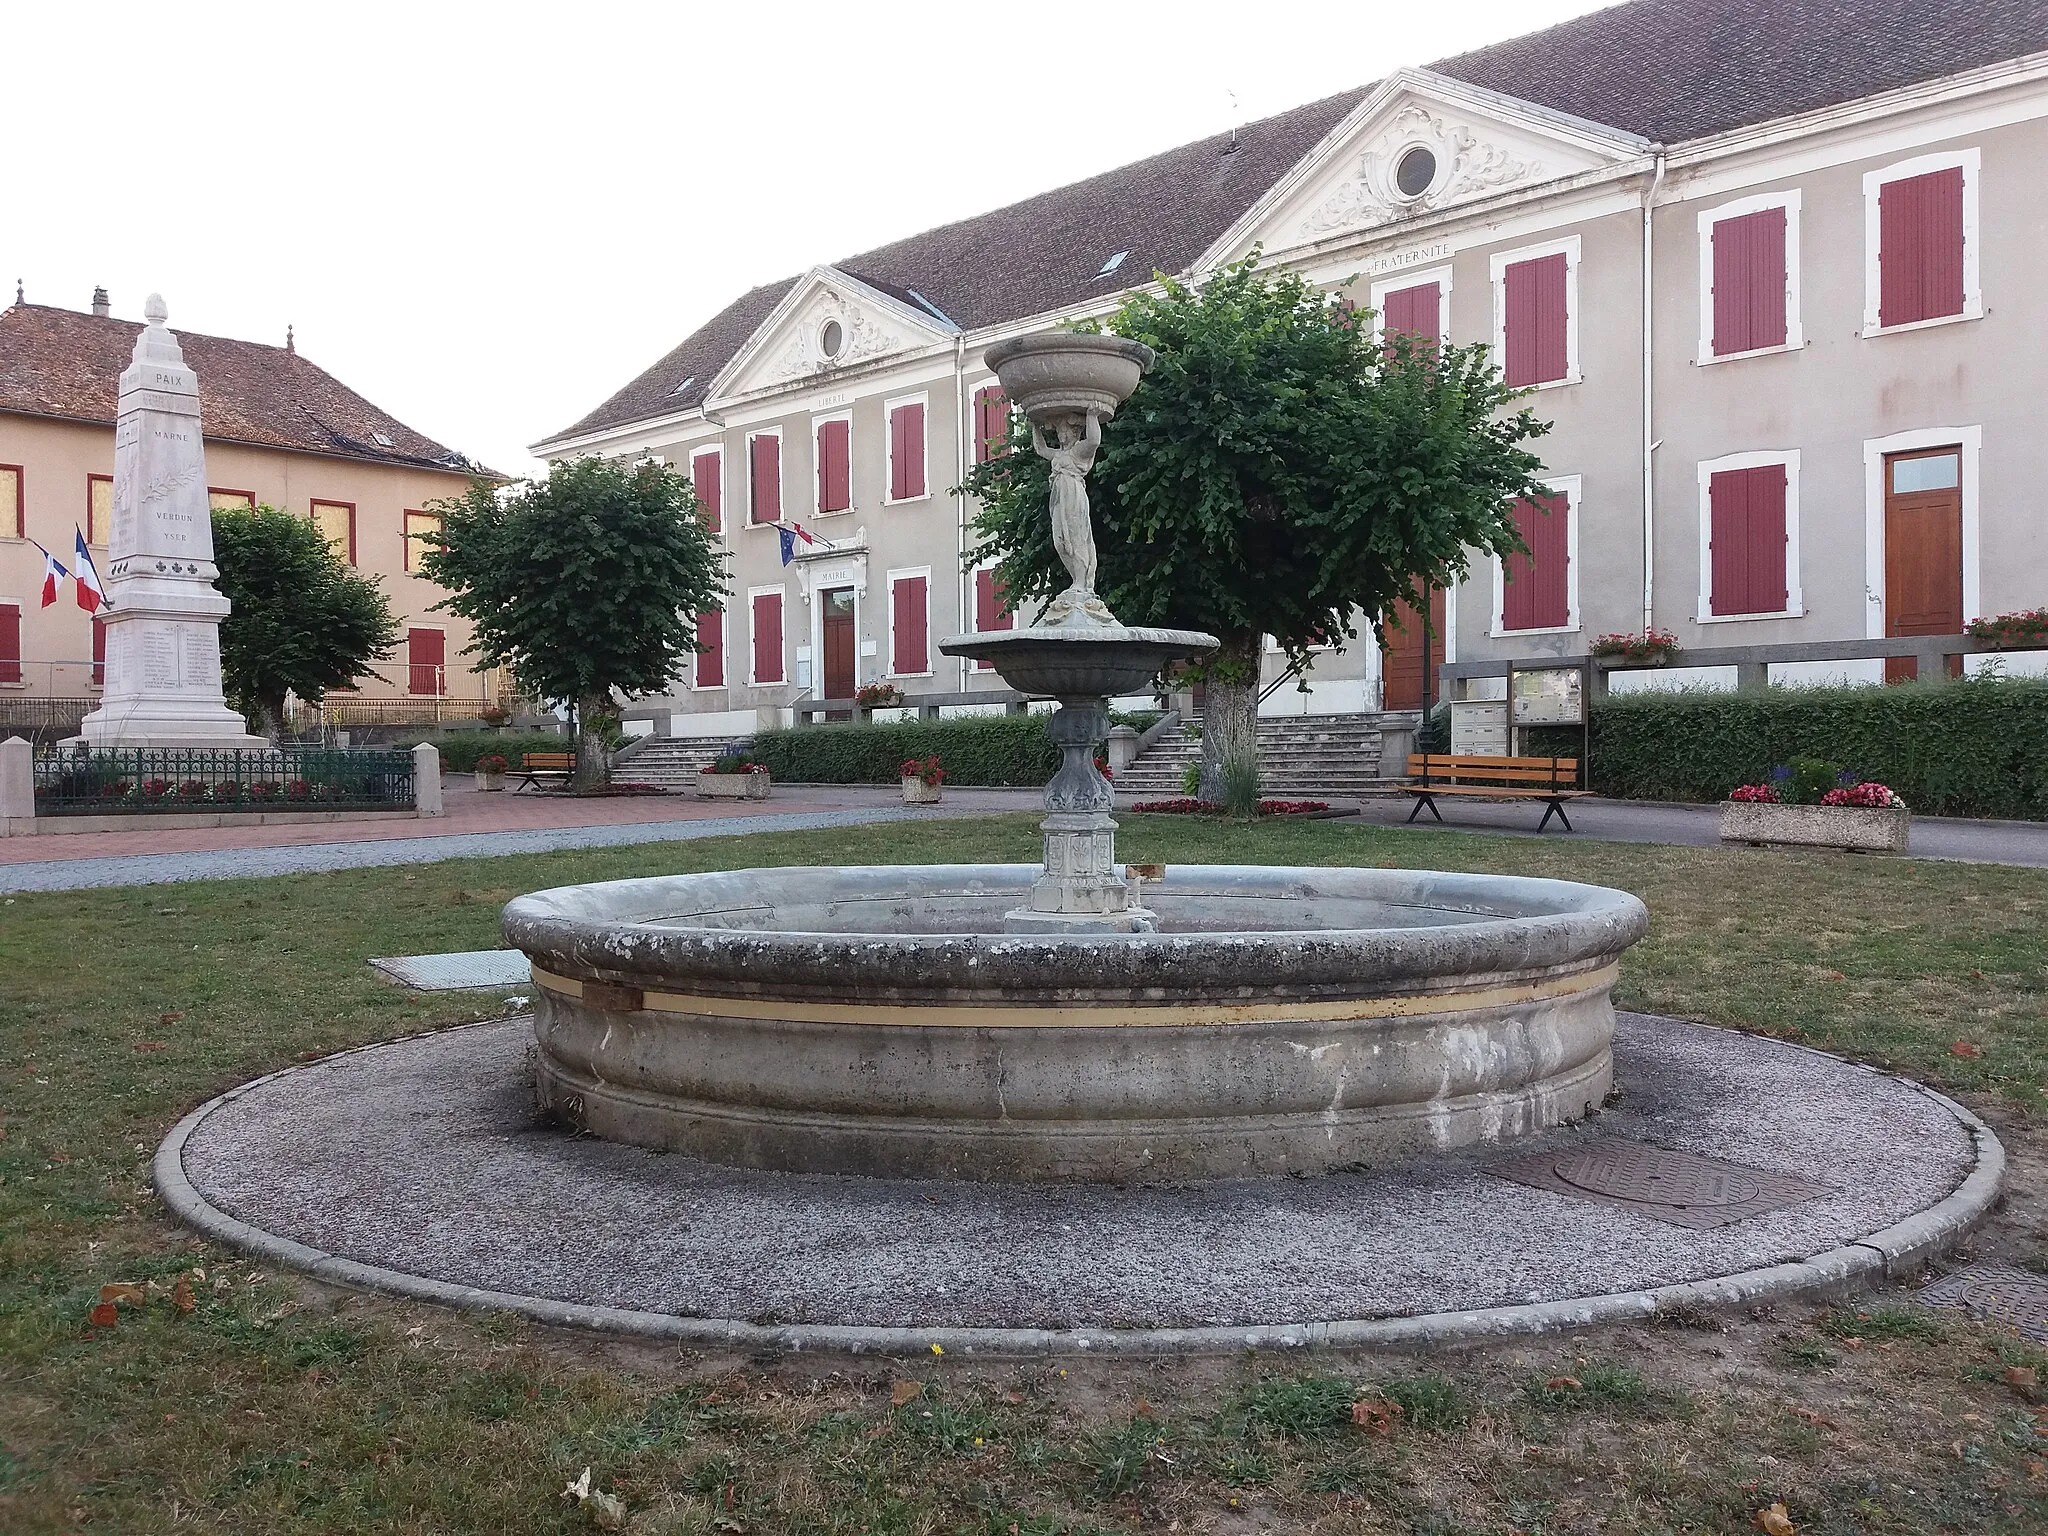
left=91, top=286, right=110, bottom=318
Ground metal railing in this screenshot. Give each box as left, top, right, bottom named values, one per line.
left=290, top=695, right=505, bottom=728
left=1438, top=631, right=2029, bottom=694
left=32, top=747, right=416, bottom=815
left=0, top=696, right=97, bottom=746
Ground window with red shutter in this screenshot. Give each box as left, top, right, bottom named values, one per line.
left=749, top=433, right=780, bottom=525
left=694, top=609, right=724, bottom=688
left=1879, top=166, right=1965, bottom=328
left=92, top=617, right=106, bottom=687
left=1706, top=463, right=1791, bottom=618
left=1711, top=207, right=1789, bottom=356
left=973, top=386, right=1009, bottom=464
left=1501, top=493, right=1572, bottom=631
left=888, top=401, right=927, bottom=501
left=692, top=449, right=722, bottom=533
left=0, top=603, right=20, bottom=684
left=972, top=567, right=1012, bottom=668
left=891, top=574, right=929, bottom=675
left=1381, top=281, right=1440, bottom=347
left=1501, top=251, right=1570, bottom=388
left=751, top=592, right=784, bottom=685
left=816, top=419, right=851, bottom=514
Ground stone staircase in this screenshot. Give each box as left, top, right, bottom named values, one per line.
left=615, top=733, right=754, bottom=790
left=1114, top=714, right=1388, bottom=800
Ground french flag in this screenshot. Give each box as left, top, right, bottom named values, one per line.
left=36, top=541, right=69, bottom=607
left=74, top=527, right=111, bottom=613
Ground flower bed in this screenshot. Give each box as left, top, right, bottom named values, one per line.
left=1128, top=798, right=1332, bottom=816
left=698, top=756, right=770, bottom=800
left=1721, top=763, right=1908, bottom=852
left=32, top=748, right=415, bottom=815
left=1966, top=607, right=2048, bottom=649
left=900, top=756, right=945, bottom=804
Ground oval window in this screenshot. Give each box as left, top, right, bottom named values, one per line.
left=1395, top=146, right=1436, bottom=198
left=820, top=319, right=844, bottom=359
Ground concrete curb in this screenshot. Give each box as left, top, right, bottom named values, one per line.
left=153, top=1020, right=2005, bottom=1357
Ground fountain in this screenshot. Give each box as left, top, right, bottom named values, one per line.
left=505, top=332, right=1650, bottom=1182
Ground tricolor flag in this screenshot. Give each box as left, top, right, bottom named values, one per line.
left=789, top=521, right=820, bottom=547
left=34, top=541, right=70, bottom=607
left=73, top=527, right=110, bottom=613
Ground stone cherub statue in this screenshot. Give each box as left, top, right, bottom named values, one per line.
left=1031, top=410, right=1116, bottom=626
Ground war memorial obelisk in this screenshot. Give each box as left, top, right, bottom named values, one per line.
left=76, top=295, right=264, bottom=748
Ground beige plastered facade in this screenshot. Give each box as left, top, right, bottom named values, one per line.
left=538, top=56, right=2048, bottom=734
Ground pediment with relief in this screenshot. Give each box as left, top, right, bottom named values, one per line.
left=708, top=268, right=953, bottom=407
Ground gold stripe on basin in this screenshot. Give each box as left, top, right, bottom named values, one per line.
left=529, top=961, right=1619, bottom=1029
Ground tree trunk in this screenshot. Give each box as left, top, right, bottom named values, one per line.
left=1197, top=632, right=1261, bottom=813
left=574, top=691, right=614, bottom=792
left=257, top=691, right=287, bottom=746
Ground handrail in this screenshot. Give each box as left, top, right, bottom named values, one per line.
left=1438, top=631, right=2023, bottom=691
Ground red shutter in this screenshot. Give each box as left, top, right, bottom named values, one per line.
left=92, top=617, right=106, bottom=686
left=1502, top=494, right=1571, bottom=631
left=0, top=604, right=20, bottom=684
left=816, top=419, right=851, bottom=513
left=694, top=609, right=723, bottom=687
left=892, top=575, right=928, bottom=675
left=1382, top=281, right=1440, bottom=346
left=407, top=628, right=446, bottom=695
left=1708, top=466, right=1788, bottom=617
left=889, top=402, right=926, bottom=500
left=1503, top=254, right=1568, bottom=387
left=750, top=434, right=780, bottom=524
left=751, top=593, right=784, bottom=684
left=972, top=567, right=1011, bottom=669
left=1880, top=167, right=1965, bottom=328
left=692, top=450, right=722, bottom=533
left=974, top=387, right=1009, bottom=463
left=1711, top=207, right=1789, bottom=356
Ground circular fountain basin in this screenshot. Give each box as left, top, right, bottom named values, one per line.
left=503, top=864, right=1649, bottom=1183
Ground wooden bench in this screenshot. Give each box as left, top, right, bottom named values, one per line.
left=1403, top=754, right=1588, bottom=833
left=513, top=751, right=576, bottom=792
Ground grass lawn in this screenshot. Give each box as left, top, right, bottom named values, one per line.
left=3, top=814, right=2046, bottom=1533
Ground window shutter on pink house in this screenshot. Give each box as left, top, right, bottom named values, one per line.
left=1381, top=281, right=1440, bottom=345
left=1880, top=167, right=1965, bottom=327
left=892, top=575, right=929, bottom=675
left=1708, top=466, right=1789, bottom=617
left=751, top=593, right=784, bottom=685
left=973, top=386, right=1008, bottom=463
left=1503, top=255, right=1568, bottom=387
left=749, top=435, right=780, bottom=525
left=1711, top=207, right=1789, bottom=355
left=694, top=609, right=723, bottom=688
left=817, top=419, right=851, bottom=513
left=0, top=603, right=20, bottom=684
left=889, top=402, right=926, bottom=500
left=692, top=450, right=722, bottom=533
left=92, top=617, right=106, bottom=687
left=972, top=567, right=1011, bottom=668
left=1502, top=494, right=1571, bottom=631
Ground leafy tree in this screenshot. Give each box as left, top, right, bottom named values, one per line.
left=419, top=457, right=727, bottom=789
left=212, top=504, right=401, bottom=742
left=963, top=255, right=1552, bottom=804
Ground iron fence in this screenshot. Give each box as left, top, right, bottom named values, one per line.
left=32, top=747, right=416, bottom=815
left=289, top=695, right=516, bottom=729
left=0, top=697, right=97, bottom=747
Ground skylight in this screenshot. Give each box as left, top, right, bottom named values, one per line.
left=671, top=375, right=697, bottom=396
left=1097, top=251, right=1128, bottom=277
left=372, top=431, right=394, bottom=447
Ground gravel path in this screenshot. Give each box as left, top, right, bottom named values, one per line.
left=176, top=1013, right=1976, bottom=1332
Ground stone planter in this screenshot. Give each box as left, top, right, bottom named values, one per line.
left=474, top=769, right=505, bottom=792
left=901, top=776, right=942, bottom=805
left=697, top=772, right=770, bottom=801
left=1719, top=801, right=1910, bottom=853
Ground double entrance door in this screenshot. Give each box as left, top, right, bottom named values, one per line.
left=1380, top=588, right=1445, bottom=712
left=1883, top=446, right=1963, bottom=683
left=821, top=587, right=857, bottom=716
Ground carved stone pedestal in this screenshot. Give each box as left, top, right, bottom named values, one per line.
left=1005, top=698, right=1155, bottom=934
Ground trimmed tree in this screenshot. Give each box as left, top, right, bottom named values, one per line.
left=963, top=255, right=1553, bottom=806
left=212, top=503, right=401, bottom=741
left=418, top=457, right=727, bottom=790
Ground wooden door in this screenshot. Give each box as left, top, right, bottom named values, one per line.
left=1883, top=447, right=1963, bottom=682
left=1381, top=588, right=1445, bottom=711
left=822, top=588, right=856, bottom=714
left=407, top=627, right=445, bottom=696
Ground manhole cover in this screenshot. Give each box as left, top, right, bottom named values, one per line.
left=1920, top=1262, right=2048, bottom=1341
left=1492, top=1138, right=1832, bottom=1230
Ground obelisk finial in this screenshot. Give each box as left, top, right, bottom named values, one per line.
left=143, top=293, right=169, bottom=326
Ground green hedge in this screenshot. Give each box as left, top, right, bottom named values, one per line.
left=751, top=716, right=1059, bottom=786
left=391, top=730, right=572, bottom=773
left=1531, top=677, right=2048, bottom=818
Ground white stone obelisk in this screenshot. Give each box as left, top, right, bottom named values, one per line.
left=77, top=295, right=264, bottom=748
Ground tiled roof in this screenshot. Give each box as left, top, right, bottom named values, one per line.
left=0, top=301, right=482, bottom=474
left=546, top=0, right=2048, bottom=446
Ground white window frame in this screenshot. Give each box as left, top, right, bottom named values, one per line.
left=1369, top=264, right=1453, bottom=349
left=1695, top=449, right=1804, bottom=623
left=1489, top=235, right=1581, bottom=391
left=1696, top=190, right=1804, bottom=364
left=690, top=605, right=725, bottom=691
left=1491, top=474, right=1581, bottom=637
left=1861, top=147, right=1982, bottom=338
left=1861, top=425, right=1981, bottom=640
left=746, top=584, right=787, bottom=686
left=811, top=409, right=854, bottom=518
left=886, top=564, right=934, bottom=678
left=884, top=391, right=931, bottom=506
left=688, top=442, right=725, bottom=540
left=745, top=426, right=782, bottom=529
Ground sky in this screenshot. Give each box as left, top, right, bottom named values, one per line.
left=2, top=0, right=1614, bottom=479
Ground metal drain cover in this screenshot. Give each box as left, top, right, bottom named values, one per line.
left=1920, top=1262, right=2048, bottom=1341
left=369, top=951, right=531, bottom=992
left=1493, top=1138, right=1832, bottom=1230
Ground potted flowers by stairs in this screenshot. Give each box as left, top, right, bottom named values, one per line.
left=1719, top=757, right=1909, bottom=853
left=900, top=756, right=945, bottom=805
left=474, top=753, right=508, bottom=792
left=697, top=755, right=772, bottom=801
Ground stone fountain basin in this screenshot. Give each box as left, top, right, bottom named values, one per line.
left=938, top=624, right=1217, bottom=696
left=503, top=864, right=1649, bottom=1183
